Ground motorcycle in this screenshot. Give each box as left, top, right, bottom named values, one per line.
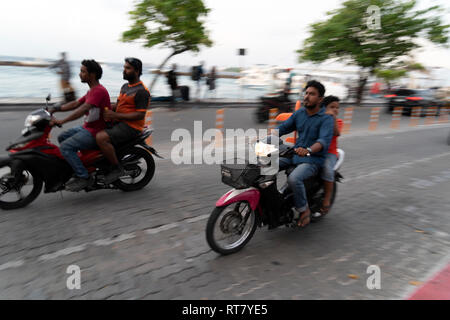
left=0, top=96, right=162, bottom=210
left=254, top=91, right=295, bottom=123
left=206, top=137, right=345, bottom=255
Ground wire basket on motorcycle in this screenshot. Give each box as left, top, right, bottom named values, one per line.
left=220, top=159, right=260, bottom=189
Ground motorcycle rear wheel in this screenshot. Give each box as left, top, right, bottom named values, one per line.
left=206, top=201, right=258, bottom=255
left=114, top=146, right=155, bottom=192
left=0, top=165, right=43, bottom=210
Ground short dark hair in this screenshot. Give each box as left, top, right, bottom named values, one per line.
left=305, top=80, right=326, bottom=97
left=81, top=59, right=103, bottom=80
left=323, top=95, right=340, bottom=107
left=125, top=57, right=143, bottom=76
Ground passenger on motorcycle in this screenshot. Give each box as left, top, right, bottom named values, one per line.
left=50, top=59, right=111, bottom=191
left=320, top=95, right=343, bottom=215
left=96, top=57, right=150, bottom=184
left=275, top=80, right=334, bottom=228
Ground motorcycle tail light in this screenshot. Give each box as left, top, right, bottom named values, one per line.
left=406, top=97, right=423, bottom=101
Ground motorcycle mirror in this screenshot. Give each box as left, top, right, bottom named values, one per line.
left=46, top=94, right=51, bottom=102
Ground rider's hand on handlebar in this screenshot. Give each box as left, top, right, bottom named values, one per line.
left=295, top=147, right=310, bottom=157
left=50, top=118, right=63, bottom=128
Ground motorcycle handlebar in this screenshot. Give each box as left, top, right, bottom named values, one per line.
left=280, top=147, right=311, bottom=158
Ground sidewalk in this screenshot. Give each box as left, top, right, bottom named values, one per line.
left=407, top=262, right=450, bottom=300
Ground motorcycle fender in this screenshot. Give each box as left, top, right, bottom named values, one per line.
left=142, top=145, right=164, bottom=159
left=216, top=187, right=260, bottom=211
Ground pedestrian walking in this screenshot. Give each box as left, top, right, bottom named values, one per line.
left=191, top=61, right=204, bottom=101
left=49, top=52, right=76, bottom=103
left=166, top=63, right=179, bottom=107
left=204, top=66, right=217, bottom=99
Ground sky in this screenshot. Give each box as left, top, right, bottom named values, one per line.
left=1, top=0, right=449, bottom=70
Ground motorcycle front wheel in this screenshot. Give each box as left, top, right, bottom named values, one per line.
left=0, top=164, right=43, bottom=210
left=206, top=201, right=258, bottom=255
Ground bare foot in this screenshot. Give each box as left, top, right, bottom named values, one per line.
left=297, top=208, right=311, bottom=228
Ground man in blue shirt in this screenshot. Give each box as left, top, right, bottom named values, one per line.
left=275, top=80, right=334, bottom=228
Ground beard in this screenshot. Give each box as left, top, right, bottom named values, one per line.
left=123, top=72, right=136, bottom=81
left=305, top=103, right=317, bottom=110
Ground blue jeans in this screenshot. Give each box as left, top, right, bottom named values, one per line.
left=279, top=158, right=320, bottom=212
left=321, top=153, right=338, bottom=182
left=58, top=126, right=97, bottom=179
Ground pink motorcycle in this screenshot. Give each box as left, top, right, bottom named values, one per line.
left=206, top=137, right=345, bottom=255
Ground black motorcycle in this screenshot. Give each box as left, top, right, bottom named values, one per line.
left=206, top=137, right=345, bottom=255
left=255, top=92, right=295, bottom=123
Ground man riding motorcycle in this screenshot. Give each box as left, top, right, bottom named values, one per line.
left=274, top=80, right=334, bottom=228
left=50, top=59, right=111, bottom=191
left=95, top=57, right=150, bottom=184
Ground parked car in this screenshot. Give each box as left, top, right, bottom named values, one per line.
left=385, top=88, right=442, bottom=116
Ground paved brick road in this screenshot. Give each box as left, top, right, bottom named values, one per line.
left=0, top=107, right=449, bottom=299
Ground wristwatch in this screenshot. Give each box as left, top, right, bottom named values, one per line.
left=306, top=147, right=313, bottom=154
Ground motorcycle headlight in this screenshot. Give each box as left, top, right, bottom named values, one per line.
left=24, top=115, right=42, bottom=128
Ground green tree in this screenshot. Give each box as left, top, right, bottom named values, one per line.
left=374, top=69, right=407, bottom=90
left=298, top=0, right=449, bottom=105
left=122, top=0, right=213, bottom=89
left=375, top=61, right=426, bottom=90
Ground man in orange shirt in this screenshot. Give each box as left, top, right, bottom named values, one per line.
left=321, top=96, right=343, bottom=215
left=96, top=57, right=150, bottom=184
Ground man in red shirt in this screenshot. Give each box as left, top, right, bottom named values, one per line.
left=50, top=59, right=111, bottom=191
left=96, top=57, right=150, bottom=184
left=321, top=96, right=343, bottom=215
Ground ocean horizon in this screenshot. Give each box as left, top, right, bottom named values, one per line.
left=0, top=55, right=263, bottom=100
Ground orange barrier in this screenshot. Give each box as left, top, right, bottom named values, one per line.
left=144, top=110, right=153, bottom=146
left=342, top=107, right=354, bottom=134
left=409, top=107, right=422, bottom=127
left=368, top=107, right=381, bottom=131
left=215, top=109, right=225, bottom=147
left=438, top=106, right=449, bottom=124
left=425, top=107, right=437, bottom=125
left=268, top=108, right=278, bottom=130
left=390, top=107, right=403, bottom=129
